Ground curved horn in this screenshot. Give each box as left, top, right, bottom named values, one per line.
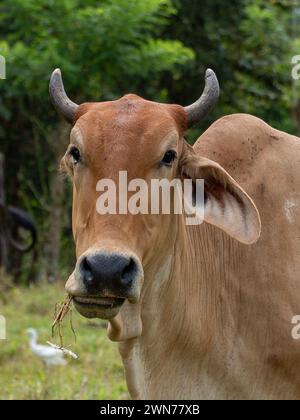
left=185, top=69, right=220, bottom=128
left=49, top=68, right=78, bottom=123
left=7, top=206, right=37, bottom=253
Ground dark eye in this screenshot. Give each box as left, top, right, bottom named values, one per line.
left=161, top=150, right=177, bottom=167
left=69, top=146, right=81, bottom=164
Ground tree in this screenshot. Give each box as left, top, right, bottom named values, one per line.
left=164, top=0, right=296, bottom=140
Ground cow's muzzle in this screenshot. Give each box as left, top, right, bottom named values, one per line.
left=66, top=251, right=143, bottom=320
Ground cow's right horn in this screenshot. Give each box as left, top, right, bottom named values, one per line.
left=49, top=68, right=79, bottom=123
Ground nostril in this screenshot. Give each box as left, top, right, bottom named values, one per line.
left=81, top=257, right=93, bottom=283
left=120, top=258, right=138, bottom=287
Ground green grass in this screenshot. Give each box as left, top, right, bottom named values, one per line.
left=0, top=283, right=129, bottom=400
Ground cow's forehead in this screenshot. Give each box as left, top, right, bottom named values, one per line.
left=72, top=95, right=186, bottom=147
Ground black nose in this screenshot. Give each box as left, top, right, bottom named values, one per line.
left=79, top=253, right=138, bottom=295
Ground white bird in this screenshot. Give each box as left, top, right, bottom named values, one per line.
left=27, top=328, right=67, bottom=366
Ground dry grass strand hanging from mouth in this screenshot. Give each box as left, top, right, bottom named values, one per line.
left=52, top=294, right=76, bottom=347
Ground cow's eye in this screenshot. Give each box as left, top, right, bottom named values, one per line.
left=161, top=150, right=177, bottom=167
left=69, top=146, right=81, bottom=165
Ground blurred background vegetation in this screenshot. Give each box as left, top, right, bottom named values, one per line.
left=0, top=0, right=299, bottom=284
left=0, top=0, right=300, bottom=400
left=0, top=284, right=128, bottom=399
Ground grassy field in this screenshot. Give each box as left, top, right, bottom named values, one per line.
left=0, top=283, right=128, bottom=400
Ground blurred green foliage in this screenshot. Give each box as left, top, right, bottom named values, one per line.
left=164, top=0, right=298, bottom=141
left=0, top=0, right=299, bottom=281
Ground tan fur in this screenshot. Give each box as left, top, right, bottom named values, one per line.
left=65, top=96, right=300, bottom=400
left=118, top=114, right=300, bottom=400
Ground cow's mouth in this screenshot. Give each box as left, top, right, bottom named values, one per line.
left=73, top=296, right=125, bottom=320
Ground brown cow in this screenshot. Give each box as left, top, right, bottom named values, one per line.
left=50, top=68, right=300, bottom=400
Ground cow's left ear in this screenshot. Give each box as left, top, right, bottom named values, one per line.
left=179, top=145, right=261, bottom=244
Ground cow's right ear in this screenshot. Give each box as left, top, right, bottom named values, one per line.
left=179, top=143, right=261, bottom=244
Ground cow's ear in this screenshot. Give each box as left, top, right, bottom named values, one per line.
left=179, top=145, right=261, bottom=244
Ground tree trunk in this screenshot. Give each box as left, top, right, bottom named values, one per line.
left=0, top=153, right=8, bottom=274
left=45, top=121, right=70, bottom=283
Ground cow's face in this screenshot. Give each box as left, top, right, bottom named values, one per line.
left=50, top=69, right=261, bottom=321
left=62, top=97, right=187, bottom=319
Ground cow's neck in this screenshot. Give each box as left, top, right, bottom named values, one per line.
left=141, top=217, right=242, bottom=352
left=113, top=215, right=243, bottom=399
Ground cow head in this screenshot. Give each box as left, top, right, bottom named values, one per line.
left=49, top=69, right=261, bottom=325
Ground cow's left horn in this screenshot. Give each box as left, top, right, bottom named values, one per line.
left=49, top=68, right=78, bottom=123
left=184, top=69, right=219, bottom=128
